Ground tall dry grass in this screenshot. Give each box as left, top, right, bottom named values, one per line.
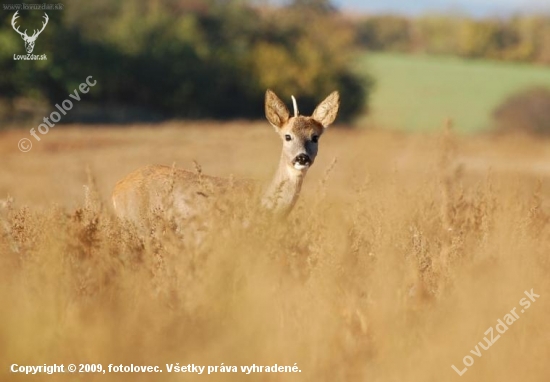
left=0, top=123, right=549, bottom=381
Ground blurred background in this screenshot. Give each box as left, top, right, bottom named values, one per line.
left=1, top=0, right=549, bottom=133
left=1, top=3, right=550, bottom=382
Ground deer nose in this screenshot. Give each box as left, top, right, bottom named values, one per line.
left=294, top=154, right=311, bottom=166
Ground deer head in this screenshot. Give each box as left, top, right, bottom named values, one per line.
left=265, top=90, right=340, bottom=172
left=11, top=11, right=49, bottom=54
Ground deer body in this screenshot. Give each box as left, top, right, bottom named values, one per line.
left=112, top=164, right=258, bottom=223
left=112, top=90, right=340, bottom=223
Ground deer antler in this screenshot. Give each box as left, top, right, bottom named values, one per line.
left=291, top=95, right=299, bottom=117
left=11, top=12, right=49, bottom=40
left=29, top=13, right=49, bottom=39
left=11, top=11, right=27, bottom=38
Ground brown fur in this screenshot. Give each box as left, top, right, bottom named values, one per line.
left=265, top=90, right=290, bottom=128
left=112, top=89, right=340, bottom=223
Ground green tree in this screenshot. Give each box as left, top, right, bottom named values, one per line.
left=0, top=0, right=370, bottom=123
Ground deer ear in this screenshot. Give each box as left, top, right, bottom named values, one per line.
left=312, top=91, right=340, bottom=128
left=265, top=90, right=290, bottom=129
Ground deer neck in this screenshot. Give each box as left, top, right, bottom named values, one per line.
left=261, top=153, right=306, bottom=215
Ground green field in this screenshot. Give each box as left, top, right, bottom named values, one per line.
left=358, top=53, right=550, bottom=133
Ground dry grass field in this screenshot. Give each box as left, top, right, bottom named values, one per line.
left=1, top=122, right=549, bottom=381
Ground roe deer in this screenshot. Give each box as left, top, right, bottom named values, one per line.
left=112, top=90, right=340, bottom=223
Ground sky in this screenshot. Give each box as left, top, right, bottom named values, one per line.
left=333, top=0, right=550, bottom=16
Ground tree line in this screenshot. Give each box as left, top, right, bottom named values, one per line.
left=356, top=14, right=550, bottom=64
left=0, top=0, right=370, bottom=124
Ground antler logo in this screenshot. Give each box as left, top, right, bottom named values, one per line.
left=11, top=11, right=49, bottom=54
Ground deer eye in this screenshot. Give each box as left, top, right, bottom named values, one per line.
left=285, top=134, right=292, bottom=141
left=311, top=135, right=319, bottom=143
